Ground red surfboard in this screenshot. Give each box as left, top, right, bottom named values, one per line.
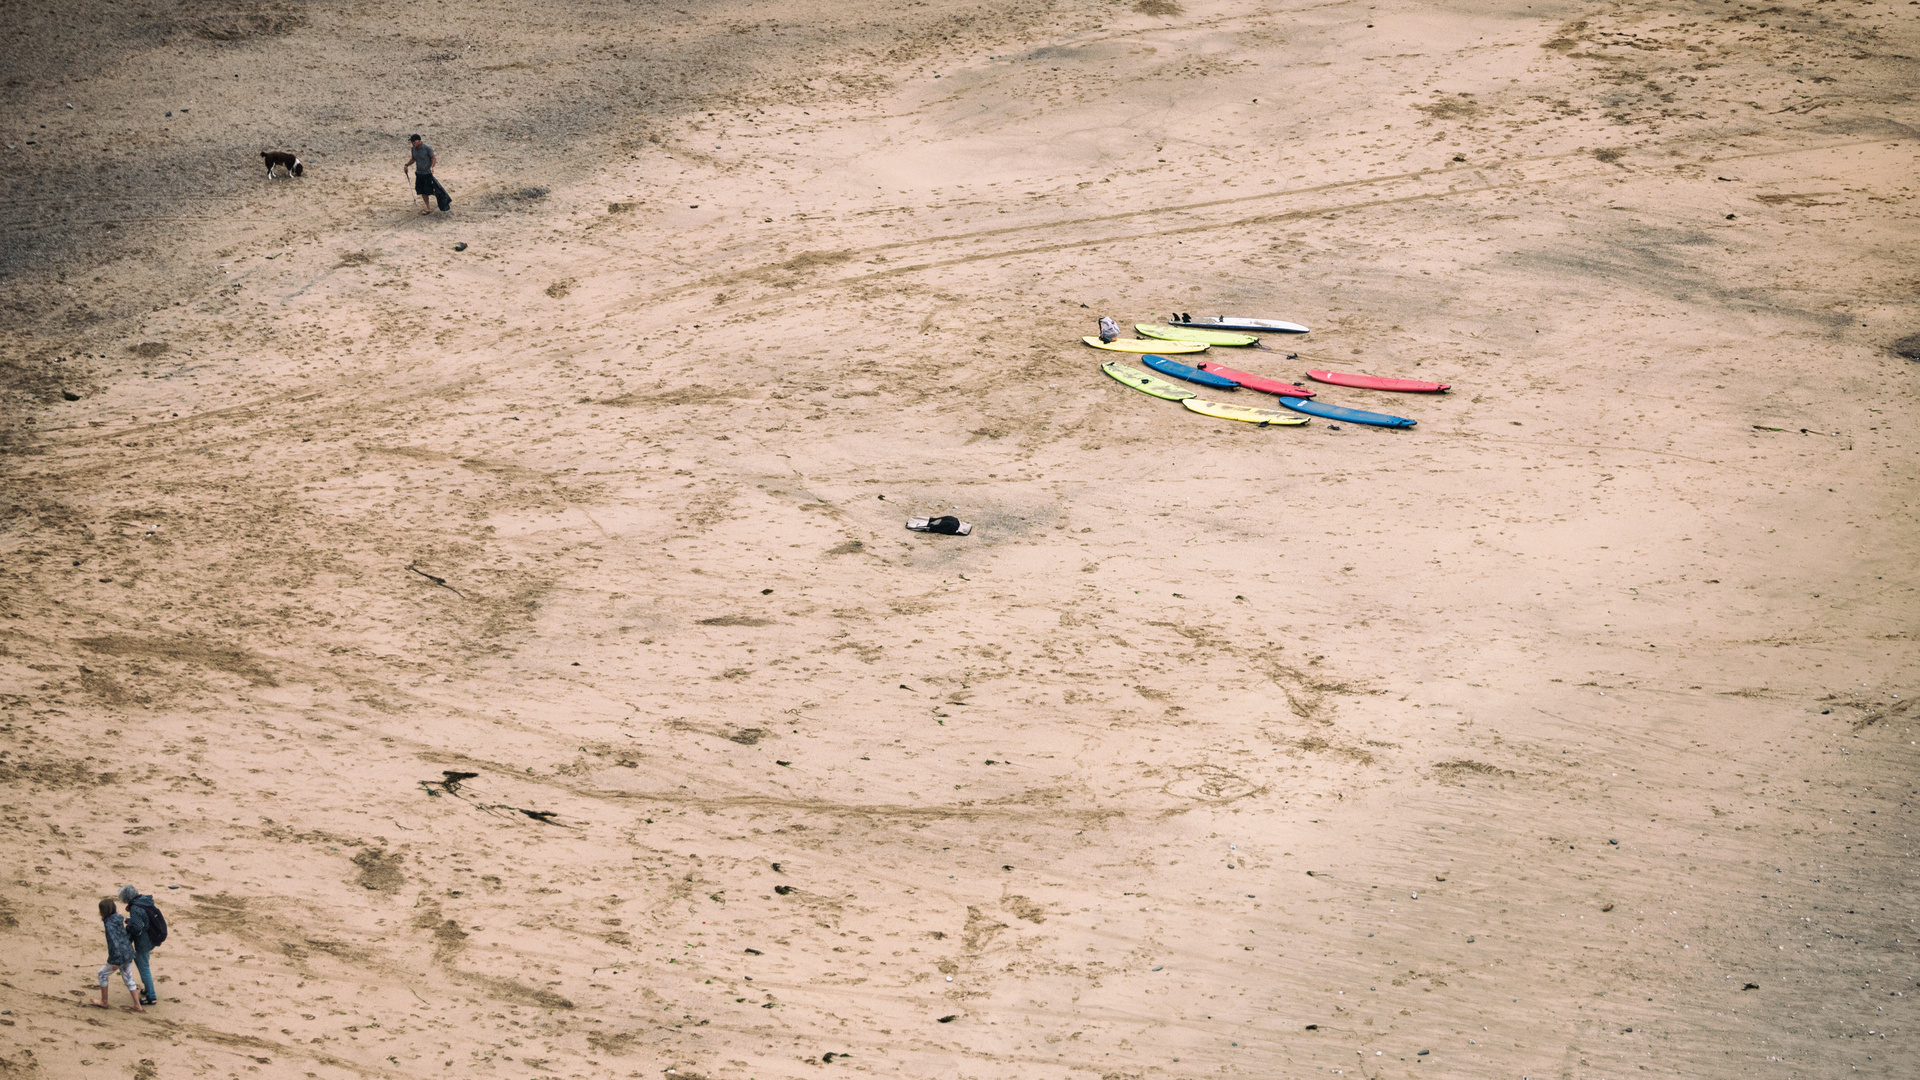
left=1195, top=361, right=1315, bottom=398
left=1306, top=370, right=1450, bottom=392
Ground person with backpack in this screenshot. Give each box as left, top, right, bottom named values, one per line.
left=117, top=884, right=166, bottom=1006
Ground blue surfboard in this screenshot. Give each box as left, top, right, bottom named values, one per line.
left=1278, top=397, right=1416, bottom=428
left=1141, top=353, right=1238, bottom=389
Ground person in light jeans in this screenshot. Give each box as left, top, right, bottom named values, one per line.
left=119, top=884, right=159, bottom=1005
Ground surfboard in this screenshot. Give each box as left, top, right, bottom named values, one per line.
left=1170, top=315, right=1311, bottom=334
left=1101, top=361, right=1197, bottom=401
left=1194, top=361, right=1315, bottom=398
left=1306, top=370, right=1451, bottom=393
left=1183, top=398, right=1309, bottom=426
left=1142, top=353, right=1239, bottom=389
left=1278, top=397, right=1416, bottom=428
left=1084, top=337, right=1209, bottom=354
left=1135, top=323, right=1261, bottom=347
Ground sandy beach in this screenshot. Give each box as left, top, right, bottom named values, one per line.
left=2, top=1, right=1917, bottom=1077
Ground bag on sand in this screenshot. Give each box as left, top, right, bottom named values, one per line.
left=429, top=176, right=452, bottom=212
left=906, top=516, right=972, bottom=536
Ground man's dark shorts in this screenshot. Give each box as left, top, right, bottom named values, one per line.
left=415, top=172, right=451, bottom=211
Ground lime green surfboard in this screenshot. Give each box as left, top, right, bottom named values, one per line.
left=1102, top=361, right=1196, bottom=401
left=1183, top=398, right=1309, bottom=426
left=1136, top=323, right=1261, bottom=347
left=1083, top=336, right=1209, bottom=354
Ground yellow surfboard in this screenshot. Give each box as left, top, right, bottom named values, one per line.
left=1102, top=361, right=1196, bottom=401
left=1083, top=337, right=1209, bottom=354
left=1183, top=398, right=1309, bottom=425
left=1136, top=323, right=1261, bottom=347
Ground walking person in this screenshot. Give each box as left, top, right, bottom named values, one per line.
left=403, top=134, right=451, bottom=215
left=92, top=897, right=144, bottom=1012
left=119, top=884, right=162, bottom=1005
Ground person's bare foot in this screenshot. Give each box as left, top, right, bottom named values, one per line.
left=420, top=208, right=434, bottom=215
left=88, top=1000, right=109, bottom=1008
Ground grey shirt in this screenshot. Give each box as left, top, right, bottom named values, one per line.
left=410, top=143, right=434, bottom=175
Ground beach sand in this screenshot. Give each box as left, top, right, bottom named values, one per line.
left=2, top=1, right=1917, bottom=1077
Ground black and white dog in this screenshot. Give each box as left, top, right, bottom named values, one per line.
left=261, top=151, right=304, bottom=179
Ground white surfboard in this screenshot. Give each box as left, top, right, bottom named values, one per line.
left=1170, top=315, right=1311, bottom=334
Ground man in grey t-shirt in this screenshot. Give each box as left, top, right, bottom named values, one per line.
left=403, top=134, right=450, bottom=215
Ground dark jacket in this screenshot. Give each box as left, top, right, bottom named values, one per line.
left=103, top=912, right=133, bottom=966
left=125, top=895, right=157, bottom=948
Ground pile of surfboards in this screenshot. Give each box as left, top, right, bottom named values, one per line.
left=1087, top=316, right=1447, bottom=428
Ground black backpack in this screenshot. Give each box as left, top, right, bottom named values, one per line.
left=142, top=900, right=168, bottom=948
